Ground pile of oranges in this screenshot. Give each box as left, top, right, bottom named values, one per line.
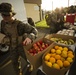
left=44, top=45, right=74, bottom=69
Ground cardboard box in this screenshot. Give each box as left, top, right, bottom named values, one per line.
left=57, top=29, right=75, bottom=36
left=42, top=43, right=75, bottom=75
left=45, top=34, right=76, bottom=47
left=23, top=38, right=54, bottom=70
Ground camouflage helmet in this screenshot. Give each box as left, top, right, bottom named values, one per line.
left=0, top=2, right=16, bottom=16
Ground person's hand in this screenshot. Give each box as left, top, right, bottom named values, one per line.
left=23, top=37, right=32, bottom=45
left=57, top=19, right=60, bottom=22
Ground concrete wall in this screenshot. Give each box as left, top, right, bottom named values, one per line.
left=25, top=3, right=40, bottom=22
left=24, top=0, right=42, bottom=5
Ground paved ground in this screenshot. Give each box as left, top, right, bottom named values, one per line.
left=36, top=27, right=50, bottom=39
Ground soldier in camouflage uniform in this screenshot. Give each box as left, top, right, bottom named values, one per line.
left=0, top=2, right=38, bottom=75
left=45, top=10, right=65, bottom=34
left=45, top=12, right=58, bottom=33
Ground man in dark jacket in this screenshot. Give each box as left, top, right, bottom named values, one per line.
left=27, top=17, right=35, bottom=27
left=0, top=2, right=38, bottom=75
left=45, top=13, right=58, bottom=33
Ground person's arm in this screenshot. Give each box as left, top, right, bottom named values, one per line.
left=0, top=23, right=1, bottom=33
left=17, top=21, right=38, bottom=45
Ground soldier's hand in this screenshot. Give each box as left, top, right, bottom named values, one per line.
left=23, top=37, right=32, bottom=45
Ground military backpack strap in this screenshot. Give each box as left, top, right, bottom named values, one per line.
left=15, top=20, right=23, bottom=46
left=1, top=20, right=6, bottom=34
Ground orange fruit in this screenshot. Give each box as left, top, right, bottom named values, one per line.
left=49, top=57, right=56, bottom=63
left=63, top=60, right=70, bottom=67
left=63, top=47, right=68, bottom=51
left=68, top=53, right=74, bottom=58
left=61, top=50, right=67, bottom=58
left=45, top=54, right=50, bottom=61
left=54, top=45, right=59, bottom=50
left=68, top=51, right=73, bottom=54
left=57, top=60, right=63, bottom=68
left=61, top=57, right=65, bottom=62
left=45, top=61, right=52, bottom=67
left=58, top=46, right=63, bottom=51
left=51, top=49, right=56, bottom=53
left=51, top=53, right=56, bottom=57
left=53, top=63, right=60, bottom=69
left=47, top=53, right=51, bottom=57
left=55, top=54, right=61, bottom=60
left=56, top=49, right=61, bottom=54
left=67, top=57, right=73, bottom=63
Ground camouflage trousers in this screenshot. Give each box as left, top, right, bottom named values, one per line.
left=10, top=45, right=28, bottom=75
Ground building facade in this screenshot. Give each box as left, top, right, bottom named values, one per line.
left=24, top=0, right=42, bottom=22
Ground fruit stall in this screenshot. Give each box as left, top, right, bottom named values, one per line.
left=23, top=30, right=76, bottom=75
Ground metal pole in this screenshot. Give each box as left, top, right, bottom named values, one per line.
left=68, top=0, right=69, bottom=7
left=52, top=1, right=53, bottom=12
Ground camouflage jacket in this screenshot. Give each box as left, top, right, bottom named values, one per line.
left=0, top=19, right=38, bottom=48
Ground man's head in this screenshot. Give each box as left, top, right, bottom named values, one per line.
left=0, top=3, right=16, bottom=22
left=0, top=2, right=16, bottom=16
